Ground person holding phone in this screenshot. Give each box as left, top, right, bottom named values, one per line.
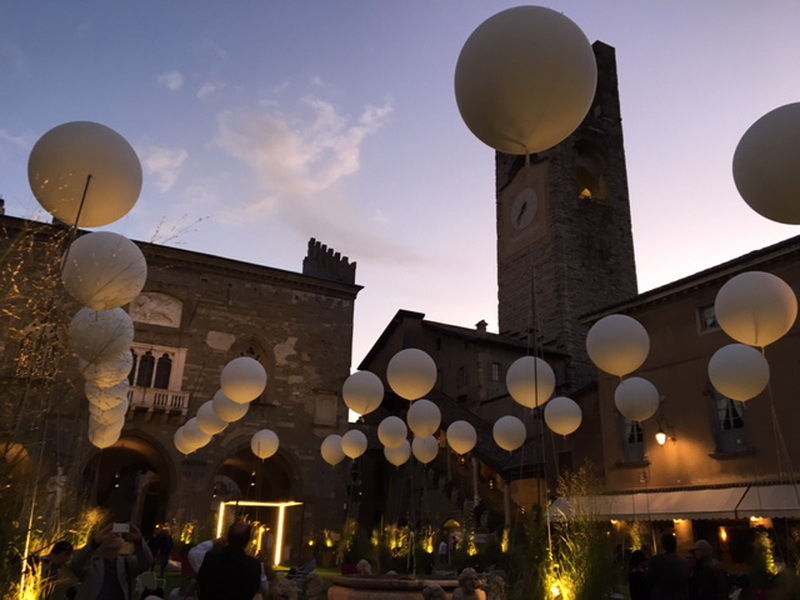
left=70, top=522, right=153, bottom=600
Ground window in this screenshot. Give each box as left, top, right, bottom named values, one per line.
left=712, top=389, right=747, bottom=453
left=622, top=418, right=645, bottom=462
left=129, top=344, right=187, bottom=391
left=457, top=365, right=468, bottom=387
left=491, top=362, right=501, bottom=382
left=698, top=304, right=719, bottom=332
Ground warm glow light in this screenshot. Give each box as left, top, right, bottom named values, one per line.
left=550, top=584, right=562, bottom=597
left=719, top=527, right=728, bottom=543
left=673, top=519, right=686, bottom=523
left=215, top=500, right=303, bottom=566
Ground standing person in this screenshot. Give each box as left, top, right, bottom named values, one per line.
left=690, top=539, right=728, bottom=600
left=628, top=550, right=649, bottom=600
left=437, top=536, right=449, bottom=568
left=71, top=522, right=153, bottom=600
left=148, top=525, right=174, bottom=576
left=646, top=532, right=690, bottom=600
left=196, top=522, right=261, bottom=600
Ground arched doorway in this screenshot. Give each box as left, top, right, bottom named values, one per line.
left=83, top=435, right=172, bottom=537
left=212, top=446, right=302, bottom=565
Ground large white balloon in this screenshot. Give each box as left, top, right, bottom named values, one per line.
left=406, top=399, right=441, bottom=438
left=614, top=377, right=659, bottom=422
left=321, top=434, right=345, bottom=466
left=384, top=440, right=411, bottom=467
left=211, top=389, right=250, bottom=423
left=733, top=103, right=800, bottom=224
left=708, top=344, right=770, bottom=402
left=454, top=6, right=597, bottom=155
left=492, top=415, right=526, bottom=452
left=447, top=420, right=477, bottom=455
left=173, top=428, right=195, bottom=455
left=544, top=396, right=583, bottom=436
left=377, top=416, right=408, bottom=449
left=342, top=371, right=384, bottom=415
left=79, top=350, right=133, bottom=388
left=69, top=307, right=134, bottom=363
left=506, top=356, right=555, bottom=409
left=411, top=436, right=439, bottom=464
left=386, top=348, right=437, bottom=401
left=221, top=357, right=267, bottom=404
left=586, top=315, right=650, bottom=377
left=62, top=232, right=147, bottom=311
left=28, top=121, right=143, bottom=228
left=85, top=381, right=128, bottom=410
left=182, top=418, right=212, bottom=448
left=341, top=430, right=368, bottom=459
left=89, top=426, right=121, bottom=449
left=714, top=271, right=797, bottom=348
left=196, top=400, right=228, bottom=435
left=88, top=398, right=129, bottom=426
left=251, top=429, right=280, bottom=460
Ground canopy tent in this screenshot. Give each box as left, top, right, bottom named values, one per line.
left=736, top=484, right=800, bottom=518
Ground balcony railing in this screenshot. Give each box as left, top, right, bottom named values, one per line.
left=127, top=387, right=190, bottom=413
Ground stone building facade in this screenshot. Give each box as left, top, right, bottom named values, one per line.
left=0, top=215, right=360, bottom=561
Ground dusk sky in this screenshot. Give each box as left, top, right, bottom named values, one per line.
left=2, top=2, right=800, bottom=369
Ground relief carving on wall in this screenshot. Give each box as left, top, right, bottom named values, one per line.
left=130, top=292, right=183, bottom=328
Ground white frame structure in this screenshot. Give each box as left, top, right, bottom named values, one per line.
left=215, top=500, right=303, bottom=566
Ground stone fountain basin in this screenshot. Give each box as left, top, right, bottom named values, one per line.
left=327, top=575, right=458, bottom=600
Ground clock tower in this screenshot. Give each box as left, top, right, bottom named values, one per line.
left=496, top=41, right=637, bottom=389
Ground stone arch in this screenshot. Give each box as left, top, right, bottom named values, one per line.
left=82, top=432, right=175, bottom=536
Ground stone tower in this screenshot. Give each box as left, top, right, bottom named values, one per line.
left=496, top=41, right=637, bottom=389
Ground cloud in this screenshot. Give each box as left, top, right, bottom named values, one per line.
left=157, top=71, right=184, bottom=91
left=140, top=145, right=188, bottom=192
left=197, top=82, right=224, bottom=99
left=213, top=93, right=415, bottom=262
left=0, top=129, right=31, bottom=151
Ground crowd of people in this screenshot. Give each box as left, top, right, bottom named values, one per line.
left=628, top=532, right=732, bottom=600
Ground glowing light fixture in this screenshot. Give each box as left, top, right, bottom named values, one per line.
left=215, top=500, right=303, bottom=566
left=655, top=428, right=668, bottom=446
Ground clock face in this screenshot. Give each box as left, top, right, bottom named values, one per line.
left=510, top=187, right=538, bottom=230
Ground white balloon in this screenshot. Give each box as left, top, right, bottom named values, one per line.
left=708, top=344, right=770, bottom=402
left=586, top=314, right=650, bottom=377
left=386, top=348, right=437, bottom=401
left=454, top=6, right=597, bottom=154
left=28, top=121, right=143, bottom=228
left=221, top=357, right=267, bottom=404
left=714, top=271, right=797, bottom=347
left=342, top=371, right=384, bottom=415
left=341, top=430, right=368, bottom=459
left=174, top=427, right=195, bottom=455
left=79, top=350, right=133, bottom=388
left=88, top=398, right=129, bottom=426
left=411, top=436, right=439, bottom=464
left=614, top=377, right=659, bottom=422
left=197, top=400, right=228, bottom=435
left=544, top=396, right=583, bottom=436
left=447, top=420, right=477, bottom=455
left=182, top=418, right=212, bottom=449
left=89, top=426, right=121, bottom=449
left=492, top=415, right=526, bottom=452
left=88, top=414, right=124, bottom=437
left=211, top=389, right=250, bottom=423
left=85, top=381, right=128, bottom=410
left=321, top=434, right=345, bottom=466
left=733, top=103, right=800, bottom=224
left=62, top=232, right=147, bottom=311
left=384, top=440, right=411, bottom=467
left=406, top=399, right=441, bottom=438
left=251, top=429, right=280, bottom=459
left=377, top=416, right=408, bottom=449
left=506, top=356, right=555, bottom=409
left=69, top=307, right=134, bottom=363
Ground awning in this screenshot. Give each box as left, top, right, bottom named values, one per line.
left=549, top=486, right=748, bottom=521
left=736, top=484, right=800, bottom=518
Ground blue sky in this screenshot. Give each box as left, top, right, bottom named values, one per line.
left=2, top=1, right=800, bottom=369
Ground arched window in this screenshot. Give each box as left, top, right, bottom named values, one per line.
left=136, top=351, right=155, bottom=387
left=153, top=354, right=172, bottom=389
left=128, top=350, right=138, bottom=385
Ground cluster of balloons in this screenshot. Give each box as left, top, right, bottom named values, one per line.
left=708, top=271, right=797, bottom=402
left=174, top=357, right=268, bottom=455
left=587, top=314, right=658, bottom=423
left=28, top=121, right=145, bottom=450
